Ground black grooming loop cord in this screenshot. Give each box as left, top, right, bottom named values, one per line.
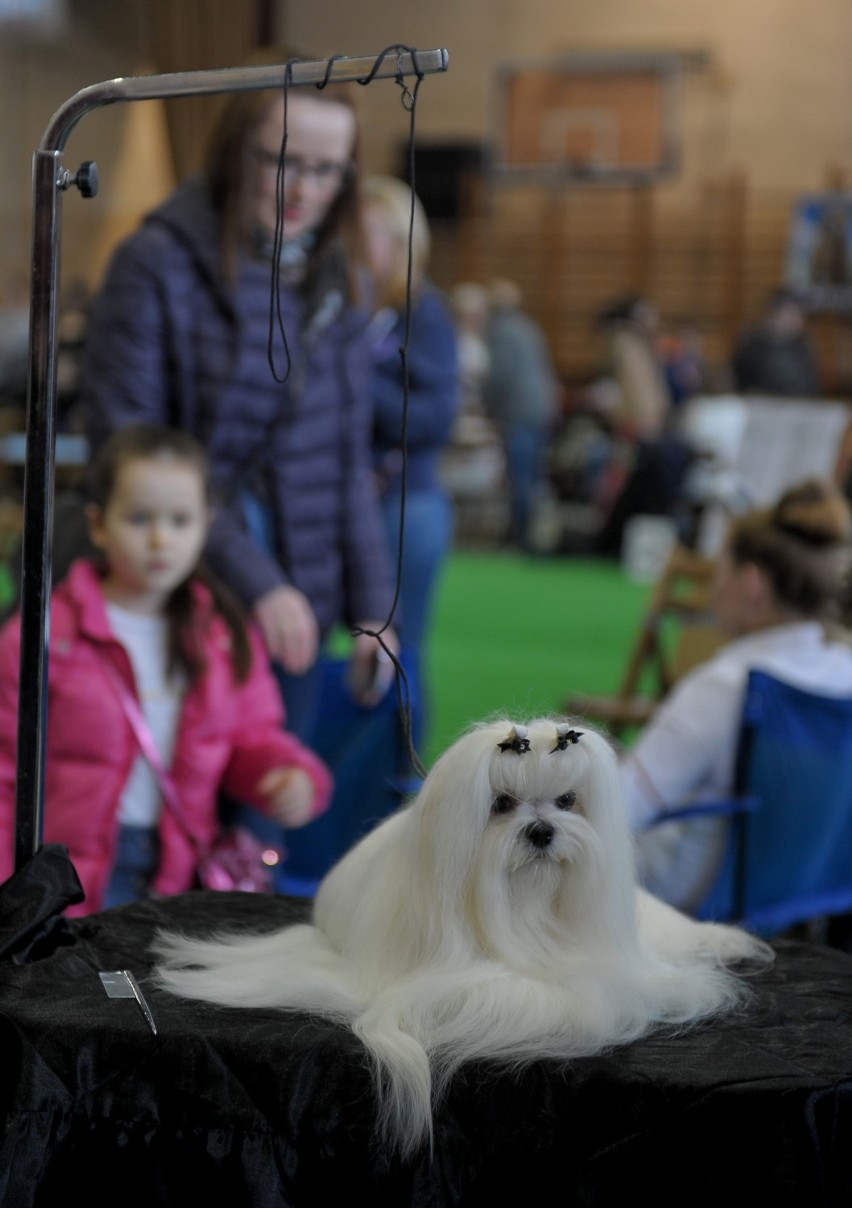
left=266, top=46, right=428, bottom=782
left=265, top=56, right=300, bottom=385
left=350, top=45, right=427, bottom=782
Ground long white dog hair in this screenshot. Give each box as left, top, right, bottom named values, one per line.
left=155, top=716, right=773, bottom=1156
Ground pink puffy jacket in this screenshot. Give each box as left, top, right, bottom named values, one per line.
left=0, top=560, right=333, bottom=915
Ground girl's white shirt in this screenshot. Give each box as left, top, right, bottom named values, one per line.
left=105, top=602, right=185, bottom=827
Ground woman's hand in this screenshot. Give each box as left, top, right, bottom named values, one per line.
left=257, top=767, right=316, bottom=828
left=348, top=624, right=399, bottom=707
left=254, top=585, right=320, bottom=674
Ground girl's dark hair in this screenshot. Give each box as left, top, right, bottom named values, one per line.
left=88, top=424, right=253, bottom=683
left=728, top=478, right=852, bottom=618
left=203, top=44, right=363, bottom=292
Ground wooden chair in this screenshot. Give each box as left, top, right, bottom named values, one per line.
left=565, top=543, right=725, bottom=737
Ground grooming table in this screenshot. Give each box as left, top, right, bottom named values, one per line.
left=2, top=859, right=851, bottom=1208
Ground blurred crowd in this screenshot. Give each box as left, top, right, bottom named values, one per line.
left=0, top=41, right=843, bottom=917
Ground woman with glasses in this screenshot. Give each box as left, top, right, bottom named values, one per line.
left=82, top=48, right=397, bottom=745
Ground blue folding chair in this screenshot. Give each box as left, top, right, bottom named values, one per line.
left=666, top=669, right=852, bottom=937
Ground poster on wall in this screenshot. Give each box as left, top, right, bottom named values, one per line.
left=784, top=193, right=852, bottom=312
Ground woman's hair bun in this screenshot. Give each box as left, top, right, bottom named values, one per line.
left=773, top=479, right=852, bottom=546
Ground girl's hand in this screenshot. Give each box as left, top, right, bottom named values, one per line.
left=257, top=767, right=316, bottom=828
left=254, top=585, right=319, bottom=674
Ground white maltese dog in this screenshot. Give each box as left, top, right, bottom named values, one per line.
left=155, top=717, right=773, bottom=1156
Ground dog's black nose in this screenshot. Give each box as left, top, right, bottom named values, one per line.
left=524, top=821, right=555, bottom=849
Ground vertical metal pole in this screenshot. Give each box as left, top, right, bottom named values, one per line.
left=13, top=150, right=61, bottom=871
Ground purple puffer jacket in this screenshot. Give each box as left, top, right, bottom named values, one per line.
left=81, top=179, right=394, bottom=635
left=0, top=560, right=333, bottom=915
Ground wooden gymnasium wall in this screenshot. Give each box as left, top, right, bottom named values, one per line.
left=427, top=173, right=824, bottom=392
left=418, top=50, right=852, bottom=394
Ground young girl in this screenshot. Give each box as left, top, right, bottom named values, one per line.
left=0, top=424, right=332, bottom=915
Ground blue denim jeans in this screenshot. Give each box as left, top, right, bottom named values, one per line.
left=381, top=486, right=452, bottom=751
left=381, top=487, right=453, bottom=654
left=501, top=421, right=548, bottom=549
left=103, top=825, right=160, bottom=908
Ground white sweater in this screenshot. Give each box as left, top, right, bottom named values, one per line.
left=621, top=621, right=852, bottom=910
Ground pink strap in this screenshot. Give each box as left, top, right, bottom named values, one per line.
left=103, top=658, right=198, bottom=850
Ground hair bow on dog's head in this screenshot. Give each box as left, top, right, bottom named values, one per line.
left=498, top=724, right=531, bottom=754
left=551, top=724, right=583, bottom=752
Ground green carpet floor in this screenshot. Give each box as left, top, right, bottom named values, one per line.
left=423, top=551, right=653, bottom=767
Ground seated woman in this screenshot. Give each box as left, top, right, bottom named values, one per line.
left=622, top=479, right=852, bottom=911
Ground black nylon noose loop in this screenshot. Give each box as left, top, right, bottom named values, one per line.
left=351, top=46, right=427, bottom=781
left=265, top=56, right=302, bottom=384
left=266, top=45, right=430, bottom=782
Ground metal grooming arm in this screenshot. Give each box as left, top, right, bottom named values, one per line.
left=14, top=48, right=449, bottom=873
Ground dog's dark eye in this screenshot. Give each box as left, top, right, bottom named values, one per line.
left=555, top=791, right=577, bottom=811
left=492, top=793, right=517, bottom=814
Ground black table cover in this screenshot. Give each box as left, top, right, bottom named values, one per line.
left=2, top=865, right=852, bottom=1207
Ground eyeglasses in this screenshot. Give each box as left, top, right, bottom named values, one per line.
left=249, top=146, right=352, bottom=188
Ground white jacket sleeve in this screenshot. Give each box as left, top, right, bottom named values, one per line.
left=620, top=659, right=744, bottom=829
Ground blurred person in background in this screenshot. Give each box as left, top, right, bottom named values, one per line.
left=481, top=278, right=560, bottom=551
left=589, top=293, right=693, bottom=558
left=363, top=175, right=459, bottom=748
left=622, top=479, right=852, bottom=913
left=450, top=281, right=491, bottom=417
left=589, top=293, right=672, bottom=443
left=731, top=286, right=821, bottom=398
